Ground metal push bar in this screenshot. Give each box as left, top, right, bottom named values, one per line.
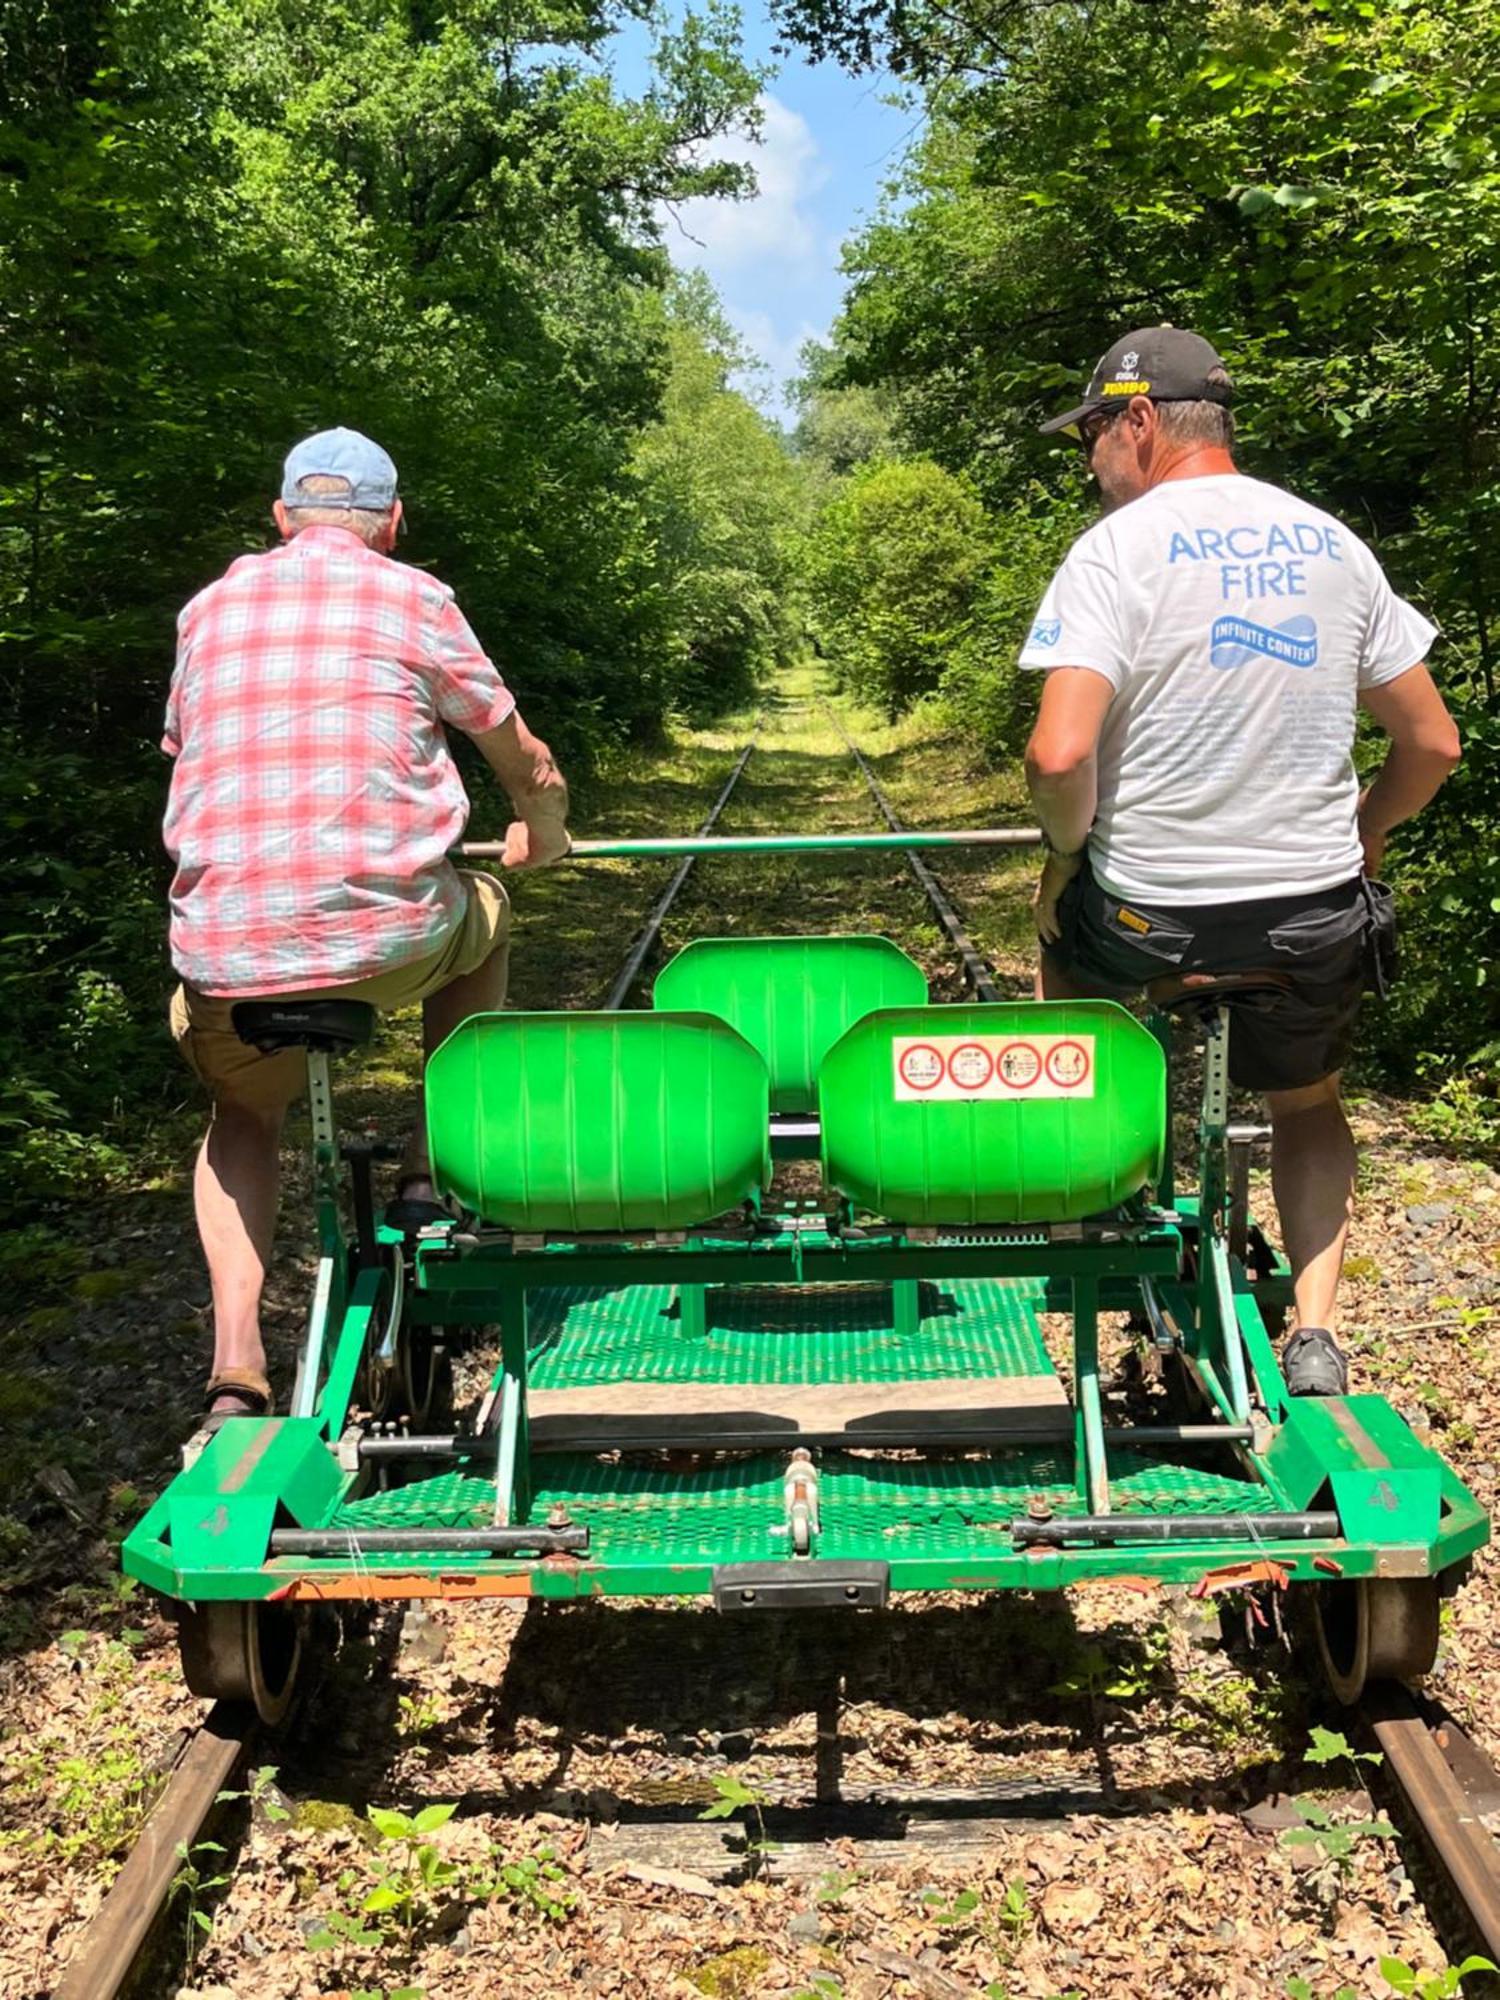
left=459, top=828, right=1043, bottom=860
left=269, top=1525, right=588, bottom=1556
left=1012, top=1511, right=1341, bottom=1549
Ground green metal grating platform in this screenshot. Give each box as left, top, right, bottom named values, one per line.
left=328, top=1274, right=1265, bottom=1569
left=329, top=1449, right=1267, bottom=1560
left=525, top=1277, right=1053, bottom=1386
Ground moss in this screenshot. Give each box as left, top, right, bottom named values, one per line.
left=0, top=1375, right=58, bottom=1422
left=72, top=1261, right=155, bottom=1303
left=688, top=1946, right=772, bottom=1997
left=1341, top=1254, right=1382, bottom=1283
left=295, top=1798, right=365, bottom=1836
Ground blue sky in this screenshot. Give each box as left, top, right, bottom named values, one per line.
left=610, top=7, right=919, bottom=406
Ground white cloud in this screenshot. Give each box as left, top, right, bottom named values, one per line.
left=660, top=94, right=830, bottom=398
left=665, top=95, right=828, bottom=278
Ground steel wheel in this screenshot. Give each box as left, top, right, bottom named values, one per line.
left=177, top=1601, right=303, bottom=1726
left=1313, top=1576, right=1440, bottom=1704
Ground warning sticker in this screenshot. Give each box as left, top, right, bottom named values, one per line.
left=896, top=1042, right=944, bottom=1092
left=893, top=1033, right=1095, bottom=1102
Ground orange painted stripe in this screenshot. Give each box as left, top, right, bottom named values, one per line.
left=271, top=1572, right=536, bottom=1602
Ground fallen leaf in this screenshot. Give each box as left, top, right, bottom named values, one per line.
left=1041, top=1883, right=1104, bottom=1930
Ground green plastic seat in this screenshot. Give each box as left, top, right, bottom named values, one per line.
left=820, top=1001, right=1166, bottom=1225
left=652, top=935, right=928, bottom=1112
left=427, top=1012, right=770, bottom=1232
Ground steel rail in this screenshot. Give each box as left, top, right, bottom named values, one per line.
left=1362, top=1682, right=1500, bottom=1968
left=53, top=1701, right=256, bottom=2000
left=827, top=709, right=1008, bottom=1004
left=599, top=733, right=758, bottom=1009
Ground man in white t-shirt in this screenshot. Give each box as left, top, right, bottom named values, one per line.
left=1021, top=327, right=1460, bottom=1396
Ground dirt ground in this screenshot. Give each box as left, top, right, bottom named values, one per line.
left=1, top=675, right=1496, bottom=2000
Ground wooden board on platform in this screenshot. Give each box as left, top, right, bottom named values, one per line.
left=529, top=1374, right=1072, bottom=1449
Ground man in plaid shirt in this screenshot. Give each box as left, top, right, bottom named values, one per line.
left=164, top=428, right=570, bottom=1425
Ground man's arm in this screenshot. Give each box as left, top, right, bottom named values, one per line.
left=1025, top=667, right=1115, bottom=944
left=470, top=711, right=571, bottom=869
left=1356, top=665, right=1461, bottom=876
left=1025, top=667, right=1115, bottom=849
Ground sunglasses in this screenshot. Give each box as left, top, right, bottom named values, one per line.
left=1076, top=406, right=1127, bottom=455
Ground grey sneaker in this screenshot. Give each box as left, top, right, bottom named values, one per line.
left=1283, top=1326, right=1348, bottom=1397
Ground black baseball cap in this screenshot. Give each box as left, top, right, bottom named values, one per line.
left=1039, top=327, right=1232, bottom=436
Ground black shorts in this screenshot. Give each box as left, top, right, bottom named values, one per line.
left=1044, top=863, right=1394, bottom=1092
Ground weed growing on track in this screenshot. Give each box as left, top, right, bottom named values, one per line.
left=309, top=1802, right=463, bottom=1983
left=168, top=1834, right=231, bottom=1975
left=396, top=1691, right=444, bottom=1741
left=1280, top=1800, right=1396, bottom=1917
left=791, top=1976, right=844, bottom=2000
left=1, top=1631, right=160, bottom=1870
left=217, top=1762, right=292, bottom=1824
left=477, top=1841, right=575, bottom=1922
left=699, top=1770, right=780, bottom=1877
left=1378, top=1957, right=1499, bottom=1997
left=1287, top=1959, right=1499, bottom=1999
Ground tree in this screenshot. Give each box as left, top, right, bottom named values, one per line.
left=803, top=458, right=989, bottom=716
left=788, top=0, right=1500, bottom=1081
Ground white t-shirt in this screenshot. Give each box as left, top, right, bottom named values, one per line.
left=1017, top=473, right=1437, bottom=901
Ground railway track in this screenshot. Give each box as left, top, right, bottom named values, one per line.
left=49, top=704, right=1500, bottom=1997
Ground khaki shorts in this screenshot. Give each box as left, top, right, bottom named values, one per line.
left=170, top=870, right=509, bottom=1113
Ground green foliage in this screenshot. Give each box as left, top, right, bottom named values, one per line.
left=217, top=1763, right=292, bottom=1823
left=781, top=0, right=1500, bottom=1082
left=802, top=458, right=990, bottom=717
left=1378, top=1957, right=1499, bottom=1998
left=634, top=279, right=809, bottom=717
left=477, top=1842, right=577, bottom=1922
left=1280, top=1799, right=1395, bottom=1907
left=1304, top=1725, right=1382, bottom=1773
left=698, top=1769, right=780, bottom=1877
left=0, top=0, right=788, bottom=1207
left=310, top=1802, right=464, bottom=1973
left=169, top=1837, right=232, bottom=1975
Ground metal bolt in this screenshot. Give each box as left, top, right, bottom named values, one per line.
left=844, top=1585, right=860, bottom=1601
left=547, top=1502, right=573, bottom=1530
left=1026, top=1494, right=1053, bottom=1522
left=741, top=1588, right=757, bottom=1604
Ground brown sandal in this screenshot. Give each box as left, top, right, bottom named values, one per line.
left=200, top=1367, right=275, bottom=1436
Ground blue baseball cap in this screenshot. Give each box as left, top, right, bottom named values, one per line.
left=280, top=427, right=399, bottom=510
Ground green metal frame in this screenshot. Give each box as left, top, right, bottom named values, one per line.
left=124, top=928, right=1488, bottom=1618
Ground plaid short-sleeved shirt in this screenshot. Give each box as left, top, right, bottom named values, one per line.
left=163, top=526, right=515, bottom=996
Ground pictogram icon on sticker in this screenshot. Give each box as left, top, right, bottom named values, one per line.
left=998, top=1042, right=1041, bottom=1088
left=897, top=1042, right=944, bottom=1091
left=947, top=1042, right=994, bottom=1090
left=1044, top=1039, right=1091, bottom=1089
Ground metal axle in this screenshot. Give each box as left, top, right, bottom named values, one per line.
left=1012, top=1510, right=1340, bottom=1549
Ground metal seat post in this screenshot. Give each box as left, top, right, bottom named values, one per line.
left=291, top=1043, right=343, bottom=1420
left=1195, top=1004, right=1252, bottom=1426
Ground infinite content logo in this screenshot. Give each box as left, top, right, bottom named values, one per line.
left=1209, top=613, right=1320, bottom=670
left=893, top=1034, right=1097, bottom=1102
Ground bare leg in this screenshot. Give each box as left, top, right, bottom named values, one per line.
left=396, top=939, right=510, bottom=1199
left=196, top=1098, right=286, bottom=1408
left=1265, top=1074, right=1355, bottom=1331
